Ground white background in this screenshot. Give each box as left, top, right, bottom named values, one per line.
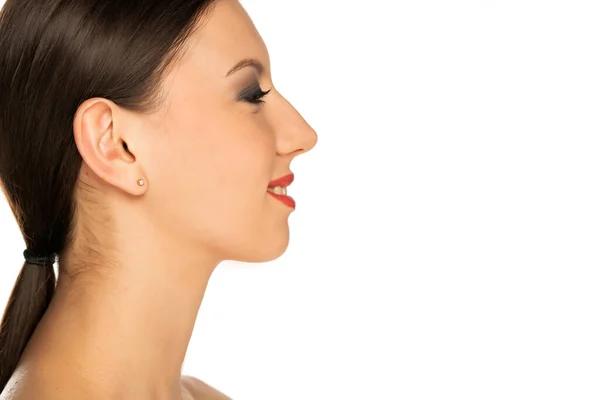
left=1, top=0, right=599, bottom=399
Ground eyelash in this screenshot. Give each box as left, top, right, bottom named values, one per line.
left=241, top=86, right=271, bottom=105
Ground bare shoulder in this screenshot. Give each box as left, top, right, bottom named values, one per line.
left=181, top=375, right=232, bottom=400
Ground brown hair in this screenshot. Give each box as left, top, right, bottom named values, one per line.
left=0, top=0, right=216, bottom=392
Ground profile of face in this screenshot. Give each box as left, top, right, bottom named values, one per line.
left=75, top=0, right=317, bottom=265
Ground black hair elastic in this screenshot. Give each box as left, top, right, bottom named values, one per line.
left=23, top=249, right=57, bottom=267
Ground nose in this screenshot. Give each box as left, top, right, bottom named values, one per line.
left=273, top=92, right=318, bottom=157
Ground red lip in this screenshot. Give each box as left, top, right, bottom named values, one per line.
left=267, top=191, right=296, bottom=209
left=268, top=173, right=294, bottom=188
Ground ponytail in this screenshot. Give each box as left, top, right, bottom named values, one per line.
left=0, top=0, right=216, bottom=393
left=0, top=262, right=55, bottom=392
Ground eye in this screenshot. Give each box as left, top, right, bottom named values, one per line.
left=239, top=83, right=271, bottom=105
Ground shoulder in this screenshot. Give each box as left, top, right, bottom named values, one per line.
left=181, top=375, right=232, bottom=400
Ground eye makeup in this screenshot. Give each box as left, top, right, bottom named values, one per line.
left=238, top=81, right=271, bottom=105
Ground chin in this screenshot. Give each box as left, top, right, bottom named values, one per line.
left=231, top=230, right=291, bottom=264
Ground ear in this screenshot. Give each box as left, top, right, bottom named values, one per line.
left=73, top=98, right=147, bottom=195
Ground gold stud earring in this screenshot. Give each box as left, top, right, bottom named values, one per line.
left=137, top=178, right=146, bottom=186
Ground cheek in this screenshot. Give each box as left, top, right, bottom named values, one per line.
left=190, top=115, right=275, bottom=195
left=149, top=114, right=277, bottom=248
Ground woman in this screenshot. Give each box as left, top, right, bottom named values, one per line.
left=0, top=0, right=317, bottom=398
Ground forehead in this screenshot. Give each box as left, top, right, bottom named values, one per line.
left=179, top=0, right=270, bottom=78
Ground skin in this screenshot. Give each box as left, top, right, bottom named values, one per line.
left=1, top=0, right=317, bottom=399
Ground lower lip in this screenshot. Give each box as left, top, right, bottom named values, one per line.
left=267, top=190, right=296, bottom=209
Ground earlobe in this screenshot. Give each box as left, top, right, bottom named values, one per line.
left=73, top=98, right=147, bottom=196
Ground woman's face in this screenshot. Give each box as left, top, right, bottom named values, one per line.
left=140, top=0, right=317, bottom=263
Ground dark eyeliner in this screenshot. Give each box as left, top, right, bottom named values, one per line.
left=239, top=82, right=271, bottom=105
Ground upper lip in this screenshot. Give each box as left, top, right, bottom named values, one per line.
left=268, top=173, right=294, bottom=188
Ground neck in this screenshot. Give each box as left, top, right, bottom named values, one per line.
left=19, top=242, right=219, bottom=399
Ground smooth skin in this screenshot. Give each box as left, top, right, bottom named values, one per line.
left=1, top=0, right=317, bottom=399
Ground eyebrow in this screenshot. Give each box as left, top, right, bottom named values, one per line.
left=225, top=58, right=264, bottom=77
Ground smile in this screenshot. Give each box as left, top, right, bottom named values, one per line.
left=267, top=186, right=287, bottom=195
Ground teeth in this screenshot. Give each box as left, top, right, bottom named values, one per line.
left=268, top=186, right=287, bottom=195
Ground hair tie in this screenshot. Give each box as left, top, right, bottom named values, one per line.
left=23, top=249, right=57, bottom=267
